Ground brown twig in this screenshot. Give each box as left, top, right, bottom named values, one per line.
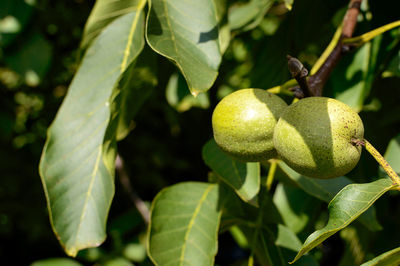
left=115, top=154, right=150, bottom=225
left=342, top=0, right=363, bottom=38
left=287, top=55, right=310, bottom=97
left=288, top=0, right=363, bottom=97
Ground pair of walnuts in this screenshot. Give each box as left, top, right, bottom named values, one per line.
left=212, top=88, right=364, bottom=179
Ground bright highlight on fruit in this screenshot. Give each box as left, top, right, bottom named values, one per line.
left=212, top=88, right=288, bottom=162
left=273, top=97, right=364, bottom=179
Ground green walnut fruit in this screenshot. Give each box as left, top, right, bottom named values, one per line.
left=212, top=88, right=288, bottom=162
left=273, top=97, right=364, bottom=179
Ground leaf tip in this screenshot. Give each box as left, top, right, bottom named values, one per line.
left=191, top=90, right=199, bottom=97
left=65, top=248, right=78, bottom=258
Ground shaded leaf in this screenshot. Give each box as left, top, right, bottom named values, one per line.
left=166, top=72, right=209, bottom=112
left=148, top=182, right=221, bottom=266
left=202, top=139, right=260, bottom=206
left=239, top=224, right=318, bottom=266
left=361, top=246, right=400, bottom=266
left=291, top=178, right=394, bottom=263
left=39, top=5, right=146, bottom=256
left=80, top=0, right=142, bottom=50
left=275, top=224, right=319, bottom=266
left=228, top=0, right=274, bottom=32
left=386, top=48, right=400, bottom=77
left=218, top=182, right=282, bottom=232
left=146, top=0, right=222, bottom=94
left=382, top=134, right=400, bottom=174
left=339, top=226, right=370, bottom=266
left=214, top=0, right=230, bottom=54
left=116, top=48, right=158, bottom=140
left=273, top=183, right=321, bottom=233
left=331, top=36, right=381, bottom=112
left=279, top=161, right=382, bottom=231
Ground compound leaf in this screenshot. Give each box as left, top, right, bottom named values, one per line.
left=146, top=0, right=222, bottom=94
left=202, top=139, right=260, bottom=206
left=291, top=178, right=394, bottom=263
left=39, top=5, right=146, bottom=256
left=148, top=182, right=221, bottom=266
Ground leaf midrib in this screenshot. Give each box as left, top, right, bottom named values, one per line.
left=179, top=185, right=214, bottom=265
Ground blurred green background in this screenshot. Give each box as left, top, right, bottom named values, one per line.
left=1, top=0, right=400, bottom=265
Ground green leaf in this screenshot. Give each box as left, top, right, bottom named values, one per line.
left=202, top=139, right=260, bottom=206
left=382, top=134, right=400, bottom=174
left=148, top=182, right=221, bottom=266
left=146, top=0, right=222, bottom=94
left=275, top=224, right=319, bottom=266
left=331, top=36, right=382, bottom=112
left=361, top=246, right=400, bottom=266
left=240, top=223, right=318, bottom=266
left=219, top=184, right=282, bottom=232
left=80, top=0, right=143, bottom=50
left=214, top=0, right=230, bottom=54
left=278, top=161, right=382, bottom=231
left=339, top=226, right=370, bottom=266
left=228, top=0, right=274, bottom=32
left=166, top=72, right=210, bottom=112
left=116, top=48, right=158, bottom=140
left=39, top=5, right=146, bottom=256
left=291, top=178, right=394, bottom=263
left=251, top=226, right=287, bottom=266
left=386, top=49, right=400, bottom=77
left=273, top=183, right=321, bottom=233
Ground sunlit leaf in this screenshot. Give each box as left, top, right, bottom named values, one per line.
left=39, top=4, right=146, bottom=256
left=361, top=246, right=400, bottom=266
left=146, top=0, right=222, bottom=94
left=202, top=139, right=260, bottom=206
left=291, top=178, right=394, bottom=263
left=279, top=161, right=382, bottom=231
left=80, top=0, right=142, bottom=50
left=148, top=182, right=221, bottom=266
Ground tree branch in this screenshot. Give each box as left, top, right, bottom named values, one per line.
left=288, top=0, right=363, bottom=97
left=115, top=154, right=150, bottom=225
